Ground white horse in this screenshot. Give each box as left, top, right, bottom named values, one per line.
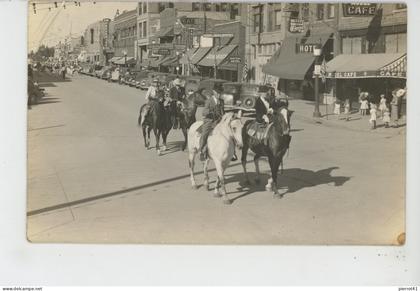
left=188, top=112, right=244, bottom=205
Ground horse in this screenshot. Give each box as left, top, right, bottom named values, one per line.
left=159, top=98, right=178, bottom=152
left=241, top=101, right=293, bottom=198
left=188, top=112, right=244, bottom=205
left=138, top=99, right=163, bottom=155
left=177, top=91, right=208, bottom=151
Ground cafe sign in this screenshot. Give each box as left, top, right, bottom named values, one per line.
left=342, top=3, right=377, bottom=17
left=326, top=70, right=406, bottom=79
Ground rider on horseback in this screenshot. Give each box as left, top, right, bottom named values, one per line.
left=199, top=89, right=224, bottom=161
left=169, top=77, right=185, bottom=129
left=255, top=92, right=274, bottom=124
left=140, top=79, right=163, bottom=126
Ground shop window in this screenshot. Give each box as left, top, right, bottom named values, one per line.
left=258, top=45, right=262, bottom=54
left=385, top=33, right=407, bottom=53
left=252, top=45, right=256, bottom=59
left=327, top=4, right=335, bottom=19
left=316, top=4, right=324, bottom=20
left=192, top=2, right=200, bottom=11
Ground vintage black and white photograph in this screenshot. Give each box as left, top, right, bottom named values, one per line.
left=27, top=1, right=406, bottom=244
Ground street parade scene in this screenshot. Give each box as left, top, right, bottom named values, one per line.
left=27, top=2, right=407, bottom=244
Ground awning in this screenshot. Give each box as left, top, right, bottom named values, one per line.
left=190, top=47, right=212, bottom=64
left=156, top=27, right=174, bottom=38
left=114, top=57, right=136, bottom=65
left=198, top=45, right=238, bottom=67
left=179, top=48, right=198, bottom=65
left=160, top=56, right=178, bottom=66
left=325, top=53, right=407, bottom=79
left=262, top=33, right=331, bottom=80
left=109, top=57, right=122, bottom=63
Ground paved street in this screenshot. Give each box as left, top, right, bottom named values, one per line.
left=27, top=73, right=405, bottom=244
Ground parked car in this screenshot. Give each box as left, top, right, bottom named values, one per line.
left=110, top=68, right=120, bottom=82
left=221, top=83, right=276, bottom=112
left=137, top=71, right=157, bottom=90
left=101, top=67, right=115, bottom=80
left=184, top=76, right=204, bottom=96
left=131, top=70, right=150, bottom=88
left=196, top=78, right=227, bottom=94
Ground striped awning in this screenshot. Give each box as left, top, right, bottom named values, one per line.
left=190, top=47, right=212, bottom=64
left=198, top=45, right=237, bottom=67
left=179, top=48, right=198, bottom=65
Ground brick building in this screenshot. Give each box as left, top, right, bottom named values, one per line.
left=112, top=9, right=137, bottom=65
left=82, top=18, right=112, bottom=65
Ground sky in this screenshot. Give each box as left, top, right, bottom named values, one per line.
left=28, top=0, right=137, bottom=52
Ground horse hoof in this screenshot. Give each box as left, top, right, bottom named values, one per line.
left=254, top=178, right=261, bottom=185
left=192, top=185, right=198, bottom=190
left=265, top=185, right=272, bottom=192
left=223, top=199, right=232, bottom=205
left=214, top=193, right=222, bottom=198
left=273, top=193, right=284, bottom=199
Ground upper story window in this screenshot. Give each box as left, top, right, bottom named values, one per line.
left=385, top=33, right=407, bottom=53
left=301, top=3, right=309, bottom=21
left=396, top=3, right=407, bottom=9
left=192, top=2, right=200, bottom=11
left=327, top=4, right=335, bottom=19
left=168, top=3, right=174, bottom=8
left=230, top=3, right=239, bottom=19
left=316, top=4, right=324, bottom=20
left=138, top=2, right=142, bottom=15
left=139, top=22, right=143, bottom=38
left=220, top=3, right=228, bottom=11
left=90, top=28, right=94, bottom=44
left=143, top=21, right=147, bottom=38
left=275, top=10, right=282, bottom=30
left=158, top=3, right=166, bottom=12
left=253, top=6, right=263, bottom=33
left=143, top=2, right=147, bottom=13
left=203, top=3, right=212, bottom=11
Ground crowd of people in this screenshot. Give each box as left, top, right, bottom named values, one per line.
left=333, top=88, right=406, bottom=129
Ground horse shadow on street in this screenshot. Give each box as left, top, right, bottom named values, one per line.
left=158, top=140, right=185, bottom=156
left=217, top=166, right=351, bottom=204
left=35, top=97, right=61, bottom=105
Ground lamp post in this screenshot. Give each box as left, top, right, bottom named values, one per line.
left=313, top=46, right=322, bottom=118
left=175, top=51, right=180, bottom=75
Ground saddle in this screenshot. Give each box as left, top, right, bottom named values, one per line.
left=247, top=121, right=274, bottom=145
left=196, top=121, right=217, bottom=134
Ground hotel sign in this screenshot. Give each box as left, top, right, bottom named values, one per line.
left=296, top=43, right=319, bottom=53
left=342, top=3, right=377, bottom=17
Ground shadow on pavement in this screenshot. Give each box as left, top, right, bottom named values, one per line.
left=226, top=166, right=351, bottom=203
left=34, top=97, right=61, bottom=105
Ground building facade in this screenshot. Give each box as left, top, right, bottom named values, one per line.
left=113, top=9, right=137, bottom=64
left=82, top=18, right=112, bottom=65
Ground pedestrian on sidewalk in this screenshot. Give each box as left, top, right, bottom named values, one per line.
left=378, top=94, right=387, bottom=118
left=334, top=100, right=341, bottom=119
left=344, top=99, right=351, bottom=121
left=360, top=98, right=369, bottom=116
left=383, top=107, right=391, bottom=128
left=369, top=103, right=377, bottom=130
left=390, top=90, right=400, bottom=128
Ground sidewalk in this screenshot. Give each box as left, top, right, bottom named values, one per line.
left=288, top=98, right=406, bottom=135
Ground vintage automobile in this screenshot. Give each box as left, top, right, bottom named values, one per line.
left=131, top=70, right=150, bottom=88
left=101, top=67, right=115, bottom=80
left=221, top=83, right=276, bottom=112
left=95, top=66, right=111, bottom=79
left=109, top=68, right=120, bottom=82
left=189, top=79, right=228, bottom=107
left=137, top=71, right=158, bottom=90
left=184, top=76, right=204, bottom=96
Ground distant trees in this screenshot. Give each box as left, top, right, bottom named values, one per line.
left=29, top=45, right=55, bottom=61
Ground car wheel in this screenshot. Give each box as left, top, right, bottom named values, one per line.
left=242, top=96, right=256, bottom=109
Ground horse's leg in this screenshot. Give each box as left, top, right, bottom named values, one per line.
left=189, top=150, right=198, bottom=190
left=147, top=127, right=152, bottom=149
left=241, top=144, right=251, bottom=185
left=215, top=162, right=230, bottom=204
left=270, top=157, right=282, bottom=198
left=154, top=127, right=161, bottom=155
left=142, top=125, right=148, bottom=148
left=203, top=158, right=210, bottom=191
left=214, top=176, right=221, bottom=197
left=161, top=130, right=167, bottom=152
left=254, top=155, right=261, bottom=185
left=266, top=156, right=274, bottom=192
left=181, top=126, right=188, bottom=151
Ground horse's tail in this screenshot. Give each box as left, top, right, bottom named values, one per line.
left=138, top=104, right=147, bottom=127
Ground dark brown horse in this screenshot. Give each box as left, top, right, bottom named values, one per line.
left=138, top=100, right=163, bottom=155
left=241, top=101, right=293, bottom=198
left=176, top=91, right=207, bottom=151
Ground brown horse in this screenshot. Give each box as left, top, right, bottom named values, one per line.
left=241, top=101, right=293, bottom=198
left=177, top=91, right=207, bottom=151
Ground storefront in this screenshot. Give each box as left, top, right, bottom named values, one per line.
left=325, top=53, right=407, bottom=105
left=262, top=33, right=333, bottom=100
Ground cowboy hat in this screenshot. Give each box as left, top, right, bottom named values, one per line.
left=173, top=78, right=182, bottom=86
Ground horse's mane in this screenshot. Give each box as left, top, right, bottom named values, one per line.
left=214, top=112, right=235, bottom=133
left=272, top=107, right=289, bottom=135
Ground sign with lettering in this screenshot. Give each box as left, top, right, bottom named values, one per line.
left=180, top=17, right=195, bottom=25
left=289, top=18, right=304, bottom=33
left=342, top=3, right=377, bottom=17
left=326, top=70, right=406, bottom=79
left=296, top=43, right=319, bottom=53
left=153, top=49, right=171, bottom=56
left=229, top=57, right=242, bottom=64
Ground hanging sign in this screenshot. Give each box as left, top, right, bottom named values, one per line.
left=342, top=3, right=377, bottom=17
left=295, top=43, right=319, bottom=53
left=229, top=57, right=242, bottom=63
left=289, top=18, right=304, bottom=33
